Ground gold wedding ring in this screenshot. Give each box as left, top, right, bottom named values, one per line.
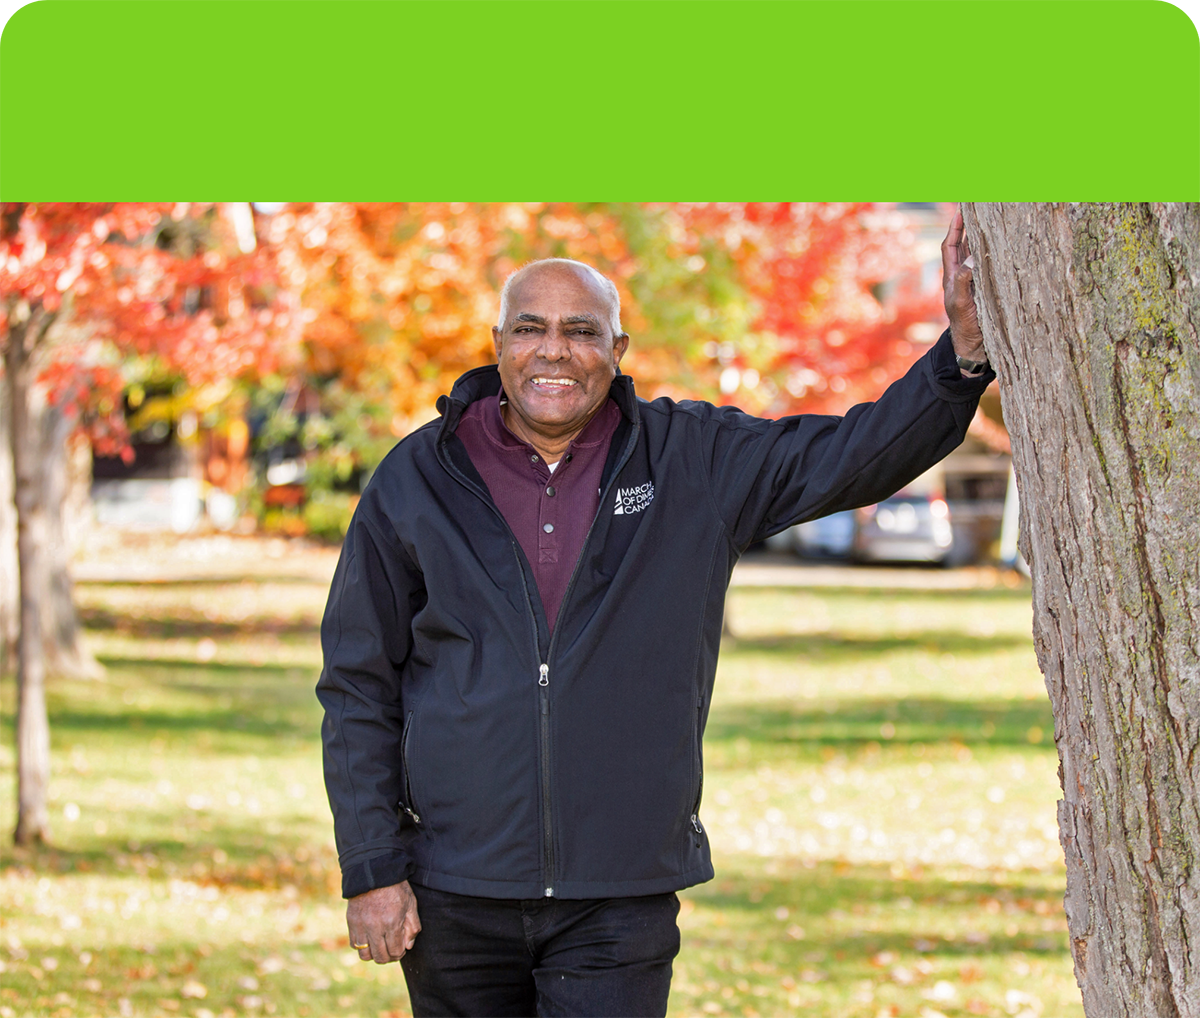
left=352, top=942, right=369, bottom=950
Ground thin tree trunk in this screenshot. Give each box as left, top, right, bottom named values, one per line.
left=0, top=380, right=16, bottom=677
left=6, top=308, right=54, bottom=846
left=37, top=400, right=100, bottom=680
left=964, top=203, right=1200, bottom=1017
left=2, top=346, right=99, bottom=683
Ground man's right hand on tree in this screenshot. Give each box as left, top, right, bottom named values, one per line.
left=942, top=208, right=987, bottom=371
left=347, top=879, right=421, bottom=964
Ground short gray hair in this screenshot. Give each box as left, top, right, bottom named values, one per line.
left=497, top=258, right=624, bottom=335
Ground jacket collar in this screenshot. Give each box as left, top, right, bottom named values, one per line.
left=436, top=365, right=638, bottom=440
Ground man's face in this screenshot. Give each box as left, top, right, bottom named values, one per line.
left=492, top=264, right=629, bottom=443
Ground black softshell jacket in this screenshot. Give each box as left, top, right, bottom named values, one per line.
left=318, top=330, right=993, bottom=900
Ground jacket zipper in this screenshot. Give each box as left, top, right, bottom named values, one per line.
left=438, top=404, right=641, bottom=899
left=538, top=662, right=553, bottom=896
left=690, top=695, right=704, bottom=836
left=400, top=710, right=421, bottom=825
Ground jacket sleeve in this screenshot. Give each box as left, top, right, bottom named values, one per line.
left=316, top=497, right=420, bottom=898
left=698, top=329, right=995, bottom=550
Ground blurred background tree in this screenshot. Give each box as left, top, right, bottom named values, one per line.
left=1, top=202, right=296, bottom=844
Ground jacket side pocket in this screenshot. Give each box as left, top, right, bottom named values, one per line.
left=689, top=695, right=704, bottom=838
left=399, top=711, right=422, bottom=825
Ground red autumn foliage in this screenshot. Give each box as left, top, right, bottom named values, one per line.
left=664, top=203, right=946, bottom=414
left=1, top=202, right=297, bottom=453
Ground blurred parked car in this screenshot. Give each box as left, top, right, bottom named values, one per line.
left=763, top=509, right=858, bottom=559
left=853, top=494, right=954, bottom=564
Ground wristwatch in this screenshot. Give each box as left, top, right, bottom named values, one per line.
left=956, top=353, right=990, bottom=375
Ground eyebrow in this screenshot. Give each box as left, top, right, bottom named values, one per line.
left=510, top=313, right=603, bottom=328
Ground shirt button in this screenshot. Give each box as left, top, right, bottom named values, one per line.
left=546, top=487, right=556, bottom=497
left=543, top=523, right=554, bottom=534
left=530, top=454, right=539, bottom=463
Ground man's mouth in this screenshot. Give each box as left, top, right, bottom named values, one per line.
left=531, top=377, right=578, bottom=389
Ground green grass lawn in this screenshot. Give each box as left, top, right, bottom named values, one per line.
left=0, top=552, right=1081, bottom=1017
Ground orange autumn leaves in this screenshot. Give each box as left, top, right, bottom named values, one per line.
left=274, top=203, right=941, bottom=431
left=4, top=203, right=942, bottom=453
left=272, top=203, right=645, bottom=434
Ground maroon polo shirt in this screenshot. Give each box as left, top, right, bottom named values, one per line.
left=456, top=393, right=621, bottom=634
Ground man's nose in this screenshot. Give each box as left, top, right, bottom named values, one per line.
left=537, top=327, right=572, bottom=359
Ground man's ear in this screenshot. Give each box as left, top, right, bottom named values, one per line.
left=612, top=332, right=630, bottom=368
left=492, top=325, right=503, bottom=362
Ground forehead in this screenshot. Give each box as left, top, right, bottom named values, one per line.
left=505, top=265, right=613, bottom=320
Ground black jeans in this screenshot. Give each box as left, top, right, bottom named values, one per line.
left=399, top=884, right=680, bottom=1017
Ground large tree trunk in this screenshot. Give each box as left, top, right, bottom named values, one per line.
left=5, top=309, right=53, bottom=846
left=964, top=203, right=1200, bottom=1017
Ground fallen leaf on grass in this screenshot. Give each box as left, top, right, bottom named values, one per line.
left=923, top=980, right=956, bottom=1002
left=181, top=979, right=208, bottom=998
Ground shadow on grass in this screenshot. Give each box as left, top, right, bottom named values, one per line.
left=23, top=664, right=321, bottom=742
left=705, top=697, right=1055, bottom=749
left=80, top=575, right=328, bottom=587
left=80, top=608, right=319, bottom=639
left=684, top=858, right=1067, bottom=957
left=735, top=583, right=1031, bottom=601
left=46, top=705, right=318, bottom=741
left=1, top=814, right=339, bottom=894
left=97, top=655, right=313, bottom=676
left=725, top=629, right=1031, bottom=660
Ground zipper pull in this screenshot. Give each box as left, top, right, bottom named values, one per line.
left=539, top=663, right=549, bottom=687
left=691, top=814, right=703, bottom=834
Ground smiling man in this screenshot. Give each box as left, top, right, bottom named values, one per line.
left=318, top=221, right=993, bottom=1017
left=492, top=260, right=629, bottom=461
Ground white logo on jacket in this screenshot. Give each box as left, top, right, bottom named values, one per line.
left=613, top=481, right=655, bottom=515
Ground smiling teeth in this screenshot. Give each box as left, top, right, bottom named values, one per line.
left=533, top=378, right=577, bottom=386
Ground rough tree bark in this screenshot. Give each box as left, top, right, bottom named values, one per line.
left=964, top=203, right=1199, bottom=1017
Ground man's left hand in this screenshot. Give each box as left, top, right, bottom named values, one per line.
left=347, top=880, right=421, bottom=965
left=942, top=208, right=987, bottom=370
